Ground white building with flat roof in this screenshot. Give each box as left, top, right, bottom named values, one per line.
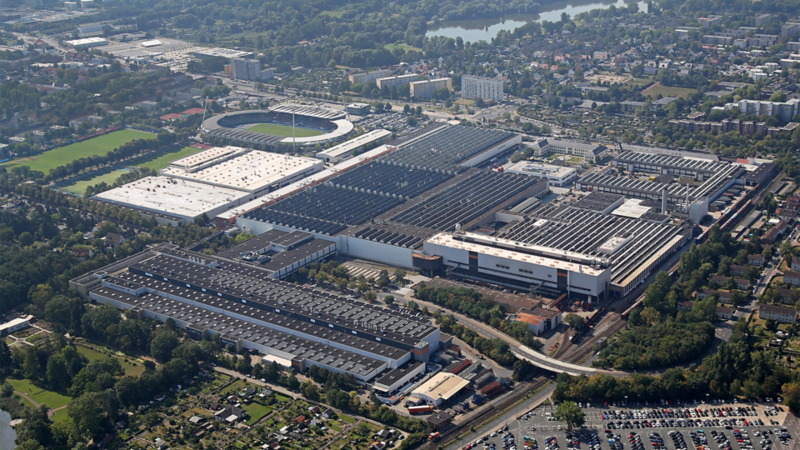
left=93, top=176, right=255, bottom=221
left=315, top=129, right=392, bottom=163
left=64, top=37, right=107, bottom=49
left=160, top=148, right=324, bottom=194
left=411, top=372, right=470, bottom=407
left=423, top=232, right=612, bottom=301
left=461, top=75, right=504, bottom=102
left=505, top=161, right=576, bottom=186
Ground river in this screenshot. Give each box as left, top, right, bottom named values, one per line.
left=0, top=409, right=17, bottom=449
left=426, top=0, right=648, bottom=43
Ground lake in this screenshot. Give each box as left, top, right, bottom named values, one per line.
left=0, top=409, right=16, bottom=449
left=426, top=0, right=648, bottom=43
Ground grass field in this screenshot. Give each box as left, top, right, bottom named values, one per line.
left=319, top=10, right=345, bottom=17
left=642, top=83, right=698, bottom=100
left=247, top=123, right=325, bottom=138
left=60, top=169, right=128, bottom=195
left=76, top=345, right=145, bottom=377
left=242, top=402, right=272, bottom=425
left=7, top=379, right=72, bottom=409
left=3, top=130, right=154, bottom=173
left=135, top=145, right=206, bottom=171
left=384, top=43, right=422, bottom=53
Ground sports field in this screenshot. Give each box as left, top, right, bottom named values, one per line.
left=135, top=145, right=206, bottom=171
left=642, top=83, right=698, bottom=100
left=3, top=130, right=154, bottom=173
left=60, top=169, right=128, bottom=196
left=247, top=123, right=325, bottom=138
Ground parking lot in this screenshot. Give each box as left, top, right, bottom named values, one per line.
left=460, top=400, right=795, bottom=450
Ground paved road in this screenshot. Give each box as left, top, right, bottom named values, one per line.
left=445, top=383, right=557, bottom=449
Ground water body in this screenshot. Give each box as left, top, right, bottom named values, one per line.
left=0, top=409, right=17, bottom=449
left=426, top=0, right=648, bottom=43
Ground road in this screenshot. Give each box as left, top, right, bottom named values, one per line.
left=397, top=293, right=616, bottom=377
left=445, top=383, right=557, bottom=450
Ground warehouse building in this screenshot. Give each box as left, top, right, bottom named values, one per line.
left=411, top=372, right=470, bottom=407
left=373, top=361, right=426, bottom=396
left=613, top=151, right=734, bottom=178
left=64, top=37, right=107, bottom=49
left=500, top=204, right=691, bottom=297
left=93, top=176, right=255, bottom=224
left=315, top=129, right=392, bottom=163
left=423, top=231, right=613, bottom=301
left=160, top=147, right=324, bottom=194
left=70, top=244, right=443, bottom=380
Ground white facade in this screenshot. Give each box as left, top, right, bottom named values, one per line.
left=423, top=232, right=611, bottom=300
left=410, top=78, right=452, bottom=99
left=505, top=161, right=577, bottom=186
left=349, top=69, right=392, bottom=85
left=315, top=129, right=392, bottom=163
left=231, top=58, right=262, bottom=81
left=462, top=75, right=504, bottom=102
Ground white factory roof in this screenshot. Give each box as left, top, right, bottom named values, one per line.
left=412, top=373, right=469, bottom=402
left=94, top=176, right=250, bottom=220
left=280, top=119, right=354, bottom=144
left=65, top=37, right=107, bottom=46
left=192, top=47, right=252, bottom=59
left=426, top=232, right=607, bottom=276
left=611, top=198, right=651, bottom=219
left=140, top=39, right=163, bottom=47
left=218, top=145, right=395, bottom=221
left=160, top=149, right=322, bottom=192
left=505, top=160, right=576, bottom=178
left=316, top=129, right=392, bottom=160
left=0, top=315, right=32, bottom=334
left=168, top=146, right=247, bottom=171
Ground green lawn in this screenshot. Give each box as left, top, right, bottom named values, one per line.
left=7, top=379, right=72, bottom=409
left=242, top=402, right=272, bottom=425
left=275, top=393, right=292, bottom=403
left=319, top=10, right=345, bottom=17
left=76, top=345, right=144, bottom=376
left=60, top=169, right=129, bottom=196
left=3, top=130, right=155, bottom=174
left=384, top=43, right=422, bottom=53
left=247, top=123, right=325, bottom=138
left=135, top=145, right=206, bottom=171
left=51, top=408, right=69, bottom=423
left=340, top=414, right=356, bottom=424
left=641, top=83, right=698, bottom=100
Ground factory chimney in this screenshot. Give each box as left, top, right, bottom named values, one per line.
left=662, top=188, right=668, bottom=214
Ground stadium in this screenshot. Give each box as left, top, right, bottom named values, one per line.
left=201, top=104, right=354, bottom=150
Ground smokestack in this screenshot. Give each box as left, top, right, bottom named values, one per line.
left=662, top=188, right=668, bottom=214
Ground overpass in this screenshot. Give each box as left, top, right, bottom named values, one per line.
left=511, top=345, right=610, bottom=377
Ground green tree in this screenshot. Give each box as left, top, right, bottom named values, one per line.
left=150, top=328, right=180, bottom=363
left=384, top=295, right=395, bottom=306
left=18, top=231, right=34, bottom=246
left=16, top=405, right=52, bottom=446
left=394, top=269, right=407, bottom=285
left=564, top=313, right=585, bottom=330
left=46, top=354, right=71, bottom=391
left=554, top=401, right=585, bottom=430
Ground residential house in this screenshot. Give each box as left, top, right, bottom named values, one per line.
left=678, top=301, right=695, bottom=311
left=748, top=254, right=765, bottom=266
left=784, top=270, right=800, bottom=286
left=730, top=264, right=747, bottom=277
left=214, top=405, right=247, bottom=423
left=759, top=304, right=797, bottom=323
left=72, top=248, right=92, bottom=262
left=792, top=260, right=800, bottom=271
left=321, top=408, right=335, bottom=419
left=711, top=275, right=750, bottom=290
left=716, top=306, right=734, bottom=320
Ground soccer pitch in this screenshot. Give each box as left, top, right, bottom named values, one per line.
left=247, top=123, right=325, bottom=138
left=60, top=169, right=128, bottom=196
left=3, top=130, right=154, bottom=174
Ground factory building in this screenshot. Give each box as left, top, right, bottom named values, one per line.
left=345, top=103, right=371, bottom=116
left=461, top=75, right=504, bottom=102
left=315, top=129, right=392, bottom=163
left=505, top=161, right=577, bottom=186
left=423, top=231, right=613, bottom=301
left=64, top=37, right=107, bottom=49
left=529, top=139, right=608, bottom=162
left=373, top=361, right=426, bottom=396
left=160, top=147, right=324, bottom=195
left=70, top=244, right=443, bottom=381
left=410, top=78, right=453, bottom=99
left=411, top=372, right=470, bottom=407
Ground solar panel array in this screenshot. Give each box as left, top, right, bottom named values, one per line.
left=243, top=184, right=403, bottom=235
left=392, top=171, right=541, bottom=231
left=326, top=161, right=453, bottom=199
left=381, top=125, right=515, bottom=171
